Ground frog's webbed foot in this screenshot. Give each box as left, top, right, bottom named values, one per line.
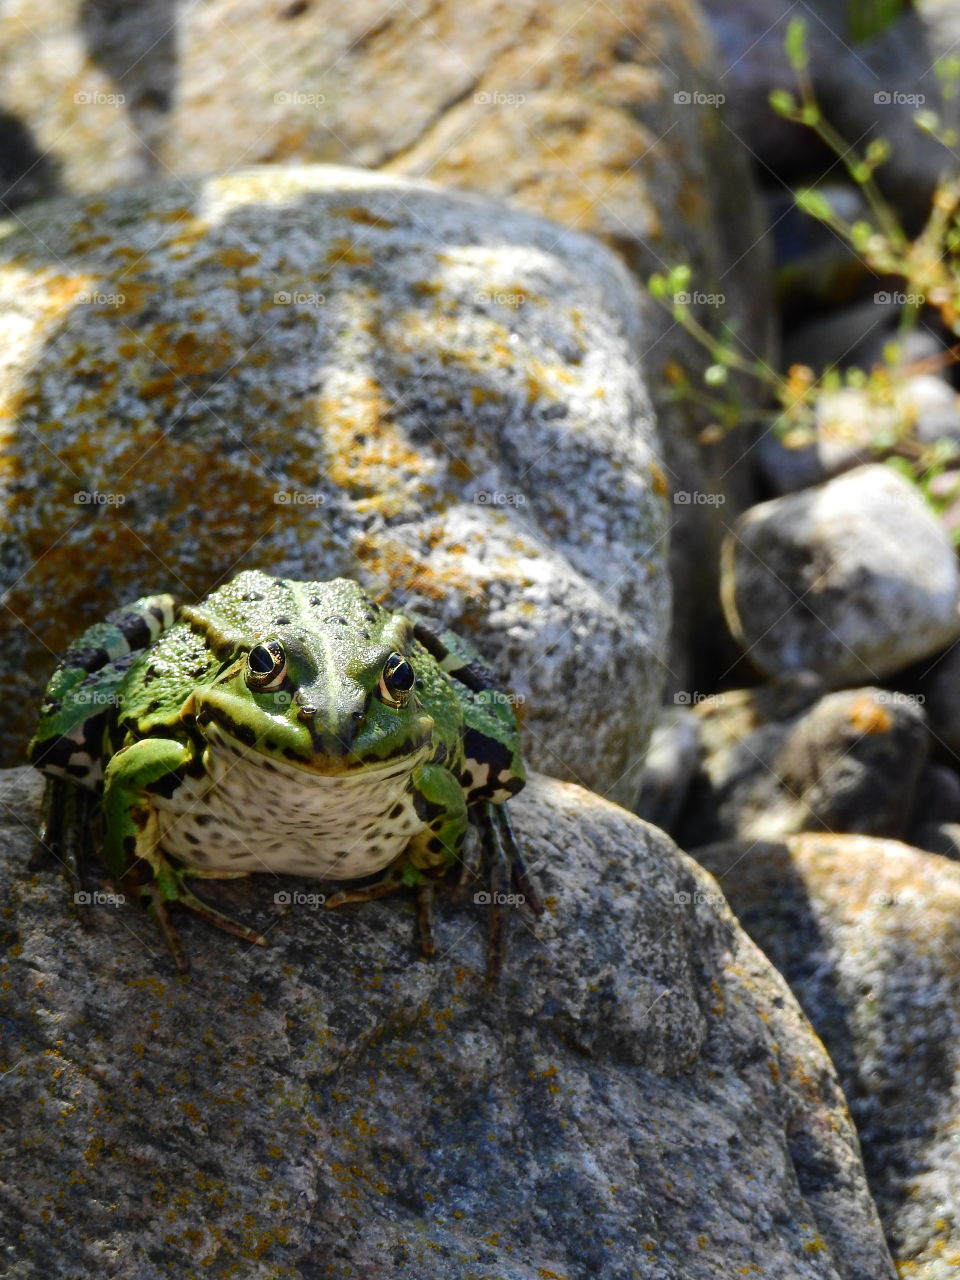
left=129, top=854, right=266, bottom=974
left=32, top=780, right=98, bottom=928
left=322, top=871, right=438, bottom=961
left=473, top=802, right=543, bottom=986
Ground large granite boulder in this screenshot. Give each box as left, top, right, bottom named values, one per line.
left=697, top=832, right=960, bottom=1279
left=0, top=166, right=671, bottom=800
left=0, top=767, right=894, bottom=1278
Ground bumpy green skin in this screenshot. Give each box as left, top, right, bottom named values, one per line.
left=28, top=572, right=528, bottom=971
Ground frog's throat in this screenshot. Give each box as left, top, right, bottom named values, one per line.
left=197, top=714, right=432, bottom=782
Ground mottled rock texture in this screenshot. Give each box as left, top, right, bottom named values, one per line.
left=0, top=767, right=894, bottom=1279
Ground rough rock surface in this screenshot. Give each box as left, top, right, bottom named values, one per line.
left=677, top=682, right=930, bottom=849
left=0, top=0, right=775, bottom=694
left=696, top=832, right=960, bottom=1279
left=721, top=465, right=960, bottom=686
left=0, top=165, right=671, bottom=801
left=0, top=767, right=894, bottom=1279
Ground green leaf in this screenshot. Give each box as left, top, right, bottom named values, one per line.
left=648, top=274, right=667, bottom=300
left=704, top=364, right=728, bottom=387
left=865, top=138, right=891, bottom=167
left=785, top=18, right=808, bottom=70
left=768, top=89, right=797, bottom=118
left=794, top=188, right=835, bottom=221
left=850, top=220, right=875, bottom=249
left=915, top=110, right=940, bottom=134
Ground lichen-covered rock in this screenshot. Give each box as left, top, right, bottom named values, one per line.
left=0, top=166, right=671, bottom=799
left=676, top=682, right=930, bottom=848
left=0, top=767, right=894, bottom=1279
left=721, top=466, right=960, bottom=686
left=0, top=0, right=775, bottom=694
left=696, top=832, right=960, bottom=1279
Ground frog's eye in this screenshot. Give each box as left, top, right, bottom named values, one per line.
left=378, top=653, right=415, bottom=708
left=245, top=640, right=286, bottom=692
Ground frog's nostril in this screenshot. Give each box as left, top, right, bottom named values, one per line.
left=352, top=710, right=364, bottom=721
left=297, top=702, right=317, bottom=719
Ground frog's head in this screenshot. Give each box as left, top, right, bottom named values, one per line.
left=190, top=589, right=434, bottom=777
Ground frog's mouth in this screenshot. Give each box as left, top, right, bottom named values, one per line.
left=190, top=690, right=434, bottom=779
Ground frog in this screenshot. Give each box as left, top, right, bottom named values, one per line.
left=28, top=570, right=541, bottom=982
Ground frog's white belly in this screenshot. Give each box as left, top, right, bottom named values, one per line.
left=152, top=725, right=428, bottom=880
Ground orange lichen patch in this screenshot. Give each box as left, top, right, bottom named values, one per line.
left=67, top=234, right=113, bottom=254
left=470, top=385, right=502, bottom=407
left=33, top=271, right=100, bottom=316
left=109, top=283, right=160, bottom=317
left=848, top=696, right=892, bottom=735
left=326, top=237, right=373, bottom=267
left=649, top=461, right=668, bottom=496
left=4, top=430, right=327, bottom=693
left=215, top=247, right=261, bottom=270
left=152, top=206, right=196, bottom=224
left=317, top=379, right=433, bottom=518
left=332, top=206, right=399, bottom=229
left=355, top=535, right=481, bottom=604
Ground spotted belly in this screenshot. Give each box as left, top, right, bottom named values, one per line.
left=152, top=728, right=429, bottom=880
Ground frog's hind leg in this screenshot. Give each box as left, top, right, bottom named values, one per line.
left=475, top=802, right=543, bottom=985
left=137, top=854, right=267, bottom=974
left=322, top=870, right=438, bottom=961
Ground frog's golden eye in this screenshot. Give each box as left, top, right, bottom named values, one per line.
left=378, top=653, right=415, bottom=708
left=245, top=640, right=286, bottom=691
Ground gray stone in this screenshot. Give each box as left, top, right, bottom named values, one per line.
left=696, top=832, right=960, bottom=1279
left=634, top=705, right=702, bottom=834
left=678, top=683, right=929, bottom=848
left=0, top=767, right=895, bottom=1279
left=721, top=465, right=960, bottom=686
left=0, top=166, right=671, bottom=802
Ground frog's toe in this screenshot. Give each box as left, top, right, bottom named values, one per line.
left=476, top=802, right=543, bottom=984
left=140, top=872, right=266, bottom=974
left=175, top=884, right=267, bottom=948
left=415, top=880, right=436, bottom=959
left=322, top=870, right=406, bottom=910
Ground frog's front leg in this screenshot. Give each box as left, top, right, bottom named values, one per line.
left=323, top=763, right=468, bottom=960
left=103, top=739, right=266, bottom=972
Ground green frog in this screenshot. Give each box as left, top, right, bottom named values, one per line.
left=28, top=571, right=540, bottom=981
